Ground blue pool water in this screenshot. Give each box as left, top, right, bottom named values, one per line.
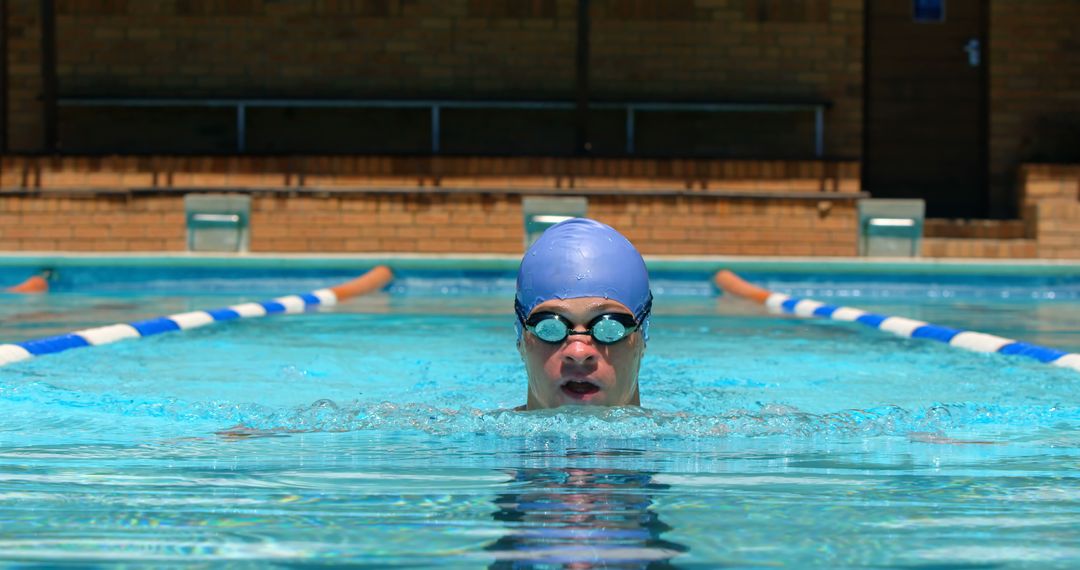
left=1, top=263, right=1080, bottom=567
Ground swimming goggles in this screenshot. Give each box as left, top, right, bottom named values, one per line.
left=520, top=312, right=640, bottom=344
left=514, top=294, right=652, bottom=344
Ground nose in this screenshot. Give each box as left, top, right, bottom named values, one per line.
left=561, top=332, right=598, bottom=365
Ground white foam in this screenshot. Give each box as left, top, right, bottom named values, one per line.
left=167, top=311, right=215, bottom=330
left=879, top=316, right=928, bottom=338
left=0, top=345, right=32, bottom=366
left=74, top=324, right=140, bottom=346
left=950, top=331, right=1014, bottom=353
left=829, top=306, right=865, bottom=321
left=229, top=303, right=267, bottom=318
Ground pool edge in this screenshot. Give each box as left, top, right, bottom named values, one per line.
left=1, top=251, right=1079, bottom=276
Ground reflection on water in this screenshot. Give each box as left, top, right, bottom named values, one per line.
left=486, top=467, right=688, bottom=569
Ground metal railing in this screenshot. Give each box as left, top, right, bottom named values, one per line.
left=59, top=97, right=830, bottom=156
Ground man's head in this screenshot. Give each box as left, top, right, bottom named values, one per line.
left=515, top=218, right=651, bottom=410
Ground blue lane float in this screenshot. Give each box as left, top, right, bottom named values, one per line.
left=0, top=266, right=394, bottom=368
left=714, top=270, right=1080, bottom=374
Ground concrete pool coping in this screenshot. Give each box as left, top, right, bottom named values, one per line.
left=1, top=252, right=1079, bottom=277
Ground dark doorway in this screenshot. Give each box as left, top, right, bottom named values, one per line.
left=864, top=0, right=988, bottom=218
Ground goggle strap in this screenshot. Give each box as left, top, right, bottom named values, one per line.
left=633, top=292, right=653, bottom=324
left=514, top=298, right=529, bottom=327
left=516, top=292, right=653, bottom=326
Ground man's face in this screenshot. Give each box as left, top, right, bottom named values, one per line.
left=519, top=297, right=644, bottom=410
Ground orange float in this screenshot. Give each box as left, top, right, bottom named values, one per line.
left=5, top=274, right=49, bottom=294
left=713, top=269, right=770, bottom=304
left=329, top=265, right=394, bottom=301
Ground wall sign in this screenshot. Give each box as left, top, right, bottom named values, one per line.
left=913, top=0, right=945, bottom=22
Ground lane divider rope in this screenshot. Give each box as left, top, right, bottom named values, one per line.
left=0, top=265, right=394, bottom=368
left=714, top=269, right=1080, bottom=374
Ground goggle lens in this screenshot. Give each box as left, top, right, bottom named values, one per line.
left=525, top=313, right=637, bottom=345
left=532, top=317, right=569, bottom=343
left=591, top=318, right=628, bottom=343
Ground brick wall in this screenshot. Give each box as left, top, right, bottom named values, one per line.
left=249, top=192, right=858, bottom=256
left=52, top=0, right=575, bottom=98
left=249, top=193, right=526, bottom=254
left=0, top=155, right=861, bottom=255
left=989, top=1, right=1080, bottom=217
left=0, top=191, right=858, bottom=256
left=921, top=237, right=1037, bottom=259
left=589, top=195, right=856, bottom=256
left=0, top=155, right=862, bottom=192
left=1, top=155, right=1076, bottom=259
left=4, top=1, right=44, bottom=151
left=0, top=194, right=184, bottom=251
left=922, top=163, right=1080, bottom=259
left=1020, top=164, right=1080, bottom=259
left=922, top=218, right=1036, bottom=259
left=588, top=0, right=863, bottom=158
left=4, top=0, right=863, bottom=157
left=6, top=0, right=1080, bottom=216
left=924, top=219, right=1026, bottom=240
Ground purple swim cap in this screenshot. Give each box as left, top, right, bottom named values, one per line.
left=515, top=218, right=652, bottom=338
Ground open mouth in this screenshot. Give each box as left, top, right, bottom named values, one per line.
left=561, top=380, right=601, bottom=399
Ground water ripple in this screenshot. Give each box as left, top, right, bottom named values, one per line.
left=3, top=380, right=1079, bottom=440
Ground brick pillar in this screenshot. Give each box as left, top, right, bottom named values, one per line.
left=1020, top=165, right=1080, bottom=259
left=989, top=1, right=1080, bottom=219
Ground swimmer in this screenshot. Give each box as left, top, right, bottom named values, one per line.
left=515, top=218, right=652, bottom=410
